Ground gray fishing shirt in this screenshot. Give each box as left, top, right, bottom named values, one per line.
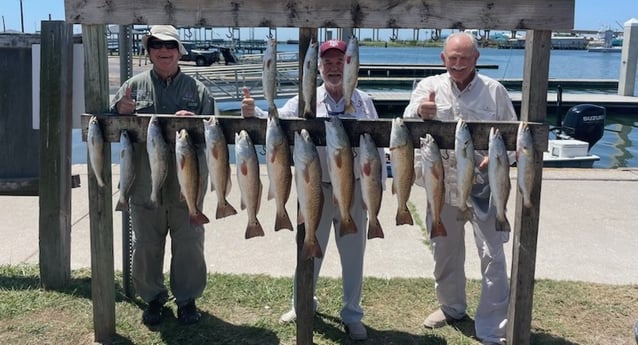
left=111, top=69, right=214, bottom=206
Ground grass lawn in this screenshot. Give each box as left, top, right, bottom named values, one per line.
left=0, top=264, right=636, bottom=345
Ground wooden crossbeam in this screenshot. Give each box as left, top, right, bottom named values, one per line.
left=80, top=114, right=549, bottom=152
left=64, top=0, right=575, bottom=31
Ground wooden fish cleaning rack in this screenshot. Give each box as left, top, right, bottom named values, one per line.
left=53, top=0, right=571, bottom=344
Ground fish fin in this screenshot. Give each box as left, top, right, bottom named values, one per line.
left=345, top=103, right=355, bottom=115
left=301, top=238, right=323, bottom=260
left=274, top=208, right=294, bottom=231
left=456, top=206, right=474, bottom=221
left=391, top=179, right=397, bottom=195
left=367, top=218, right=384, bottom=239
left=297, top=209, right=305, bottom=225
left=245, top=220, right=265, bottom=239
left=240, top=195, right=246, bottom=210
left=216, top=200, right=238, bottom=219
left=226, top=166, right=233, bottom=195
left=267, top=180, right=275, bottom=200
left=339, top=215, right=358, bottom=237
left=396, top=207, right=414, bottom=226
left=190, top=211, right=210, bottom=226
left=362, top=199, right=368, bottom=211
left=430, top=221, right=447, bottom=238
left=496, top=215, right=511, bottom=232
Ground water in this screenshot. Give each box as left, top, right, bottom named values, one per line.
left=73, top=46, right=638, bottom=169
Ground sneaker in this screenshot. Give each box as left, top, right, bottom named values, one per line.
left=422, top=308, right=464, bottom=329
left=344, top=321, right=368, bottom=341
left=177, top=300, right=201, bottom=325
left=279, top=308, right=297, bottom=324
left=279, top=298, right=318, bottom=324
left=142, top=299, right=164, bottom=326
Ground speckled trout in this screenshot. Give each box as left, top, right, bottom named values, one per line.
left=294, top=129, right=324, bottom=260
left=146, top=115, right=169, bottom=209
left=488, top=127, right=511, bottom=232
left=516, top=121, right=535, bottom=209
left=115, top=129, right=135, bottom=212
left=87, top=115, right=106, bottom=188
left=454, top=119, right=475, bottom=221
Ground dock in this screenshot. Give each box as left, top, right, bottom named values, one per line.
left=178, top=61, right=638, bottom=116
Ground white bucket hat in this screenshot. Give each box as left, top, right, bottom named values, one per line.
left=142, top=25, right=188, bottom=55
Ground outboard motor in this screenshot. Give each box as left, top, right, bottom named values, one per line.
left=558, top=104, right=606, bottom=150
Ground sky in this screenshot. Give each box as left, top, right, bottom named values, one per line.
left=1, top=0, right=636, bottom=40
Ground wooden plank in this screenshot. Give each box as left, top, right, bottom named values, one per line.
left=80, top=114, right=549, bottom=152
left=507, top=29, right=551, bottom=345
left=38, top=21, right=73, bottom=290
left=64, top=0, right=575, bottom=31
left=82, top=24, right=116, bottom=343
left=295, top=28, right=317, bottom=345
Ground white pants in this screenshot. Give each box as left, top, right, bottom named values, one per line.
left=427, top=202, right=509, bottom=344
left=291, top=182, right=367, bottom=324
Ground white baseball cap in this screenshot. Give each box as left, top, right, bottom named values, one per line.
left=142, top=25, right=188, bottom=55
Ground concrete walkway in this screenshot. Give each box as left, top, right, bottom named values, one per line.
left=2, top=165, right=638, bottom=285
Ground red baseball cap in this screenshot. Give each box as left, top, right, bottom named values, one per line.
left=319, top=40, right=347, bottom=57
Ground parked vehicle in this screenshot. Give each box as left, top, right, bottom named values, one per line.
left=180, top=43, right=221, bottom=66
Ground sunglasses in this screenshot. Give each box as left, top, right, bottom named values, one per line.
left=148, top=40, right=179, bottom=50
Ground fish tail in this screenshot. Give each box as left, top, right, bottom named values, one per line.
left=367, top=217, right=384, bottom=239
left=456, top=205, right=474, bottom=221
left=190, top=211, right=210, bottom=226
left=216, top=200, right=238, bottom=219
left=339, top=215, right=359, bottom=237
left=430, top=221, right=447, bottom=238
left=395, top=207, right=414, bottom=226
left=274, top=209, right=294, bottom=231
left=115, top=198, right=128, bottom=212
left=301, top=238, right=323, bottom=260
left=245, top=220, right=265, bottom=239
left=496, top=215, right=511, bottom=232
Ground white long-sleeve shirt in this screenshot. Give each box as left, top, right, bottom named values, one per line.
left=255, top=84, right=387, bottom=184
left=403, top=72, right=517, bottom=212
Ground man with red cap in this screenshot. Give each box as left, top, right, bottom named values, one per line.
left=242, top=38, right=384, bottom=341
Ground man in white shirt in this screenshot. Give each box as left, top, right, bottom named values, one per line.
left=403, top=31, right=517, bottom=345
left=242, top=39, right=385, bottom=341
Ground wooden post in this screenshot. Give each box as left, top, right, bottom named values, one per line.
left=38, top=20, right=73, bottom=290
left=507, top=29, right=551, bottom=345
left=295, top=27, right=317, bottom=345
left=618, top=18, right=638, bottom=96
left=82, top=24, right=116, bottom=343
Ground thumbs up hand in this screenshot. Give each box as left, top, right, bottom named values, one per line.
left=417, top=91, right=437, bottom=120
left=116, top=86, right=137, bottom=115
left=240, top=86, right=255, bottom=118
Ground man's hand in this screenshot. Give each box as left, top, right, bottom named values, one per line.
left=241, top=87, right=255, bottom=118
left=116, top=86, right=136, bottom=115
left=417, top=91, right=437, bottom=120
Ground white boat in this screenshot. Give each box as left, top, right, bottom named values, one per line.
left=543, top=139, right=600, bottom=168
